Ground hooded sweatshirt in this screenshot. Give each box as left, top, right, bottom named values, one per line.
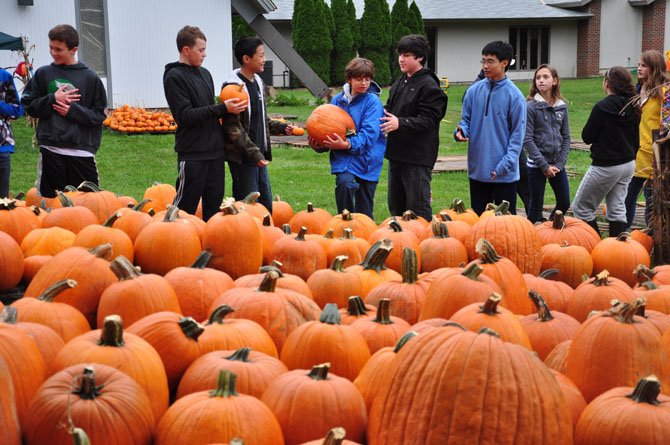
left=0, top=68, right=23, bottom=153
left=163, top=62, right=228, bottom=161
left=329, top=81, right=386, bottom=181
left=21, top=62, right=106, bottom=153
left=384, top=68, right=448, bottom=168
left=457, top=75, right=526, bottom=183
left=581, top=94, right=640, bottom=167
left=523, top=93, right=570, bottom=172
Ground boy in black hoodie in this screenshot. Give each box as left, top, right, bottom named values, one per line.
left=21, top=24, right=107, bottom=199
left=381, top=34, right=447, bottom=221
left=163, top=26, right=247, bottom=221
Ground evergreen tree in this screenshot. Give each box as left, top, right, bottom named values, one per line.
left=292, top=0, right=333, bottom=86
left=331, top=0, right=355, bottom=86
left=348, top=0, right=361, bottom=51
left=409, top=1, right=426, bottom=37
left=323, top=1, right=336, bottom=85
left=390, top=0, right=412, bottom=81
left=232, top=16, right=255, bottom=45
left=359, top=0, right=392, bottom=85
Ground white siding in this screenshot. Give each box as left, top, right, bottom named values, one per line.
left=600, top=1, right=643, bottom=71
left=106, top=0, right=232, bottom=108
left=261, top=22, right=292, bottom=88
left=0, top=0, right=76, bottom=74
left=548, top=22, right=578, bottom=79
left=437, top=22, right=503, bottom=83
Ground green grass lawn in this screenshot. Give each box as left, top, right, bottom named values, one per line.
left=9, top=76, right=605, bottom=223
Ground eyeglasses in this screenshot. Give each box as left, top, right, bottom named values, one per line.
left=480, top=58, right=500, bottom=66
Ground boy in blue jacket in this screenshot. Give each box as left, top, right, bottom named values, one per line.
left=0, top=67, right=23, bottom=198
left=455, top=41, right=526, bottom=215
left=310, top=58, right=385, bottom=219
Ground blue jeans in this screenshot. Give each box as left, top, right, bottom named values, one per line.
left=387, top=160, right=432, bottom=220
left=526, top=167, right=571, bottom=223
left=469, top=178, right=518, bottom=215
left=624, top=176, right=652, bottom=230
left=0, top=152, right=9, bottom=198
left=335, top=172, right=377, bottom=218
left=228, top=161, right=273, bottom=213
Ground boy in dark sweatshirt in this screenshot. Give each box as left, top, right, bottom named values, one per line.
left=21, top=24, right=107, bottom=199
left=163, top=26, right=247, bottom=221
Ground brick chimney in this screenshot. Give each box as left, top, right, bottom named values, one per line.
left=576, top=0, right=602, bottom=77
left=642, top=0, right=666, bottom=52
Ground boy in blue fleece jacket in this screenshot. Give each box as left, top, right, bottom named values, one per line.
left=455, top=41, right=526, bottom=215
left=0, top=68, right=23, bottom=198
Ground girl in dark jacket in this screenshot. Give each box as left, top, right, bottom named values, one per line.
left=523, top=64, right=571, bottom=223
left=571, top=66, right=640, bottom=237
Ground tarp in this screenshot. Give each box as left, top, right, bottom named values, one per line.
left=0, top=32, right=23, bottom=51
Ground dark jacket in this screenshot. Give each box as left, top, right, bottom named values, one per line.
left=21, top=62, right=106, bottom=154
left=0, top=68, right=23, bottom=153
left=582, top=94, right=640, bottom=167
left=523, top=94, right=571, bottom=172
left=384, top=68, right=448, bottom=168
left=163, top=62, right=228, bottom=161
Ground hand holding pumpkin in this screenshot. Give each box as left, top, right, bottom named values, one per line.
left=223, top=98, right=248, bottom=115
left=323, top=133, right=351, bottom=150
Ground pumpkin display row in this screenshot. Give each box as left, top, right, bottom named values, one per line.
left=103, top=104, right=177, bottom=134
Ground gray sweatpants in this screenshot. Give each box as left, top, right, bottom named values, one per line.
left=572, top=160, right=634, bottom=223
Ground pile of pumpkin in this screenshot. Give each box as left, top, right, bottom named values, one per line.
left=2, top=185, right=670, bottom=445
left=103, top=105, right=177, bottom=134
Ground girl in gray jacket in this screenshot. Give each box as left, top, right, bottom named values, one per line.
left=523, top=64, right=571, bottom=223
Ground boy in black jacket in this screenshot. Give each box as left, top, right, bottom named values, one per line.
left=163, top=26, right=247, bottom=221
left=381, top=34, right=447, bottom=221
left=21, top=24, right=107, bottom=199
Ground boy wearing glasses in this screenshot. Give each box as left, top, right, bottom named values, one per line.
left=455, top=40, right=526, bottom=215
left=310, top=57, right=385, bottom=218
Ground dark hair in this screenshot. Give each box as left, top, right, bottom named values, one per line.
left=482, top=41, right=514, bottom=72
left=639, top=50, right=669, bottom=99
left=604, top=66, right=636, bottom=97
left=345, top=57, right=375, bottom=80
left=527, top=64, right=565, bottom=102
left=48, top=24, right=79, bottom=50
left=396, top=34, right=430, bottom=65
left=234, top=36, right=263, bottom=65
left=176, top=26, right=206, bottom=52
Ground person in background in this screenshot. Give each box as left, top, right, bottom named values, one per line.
left=523, top=64, right=571, bottom=223
left=380, top=34, right=447, bottom=221
left=0, top=67, right=23, bottom=198
left=309, top=57, right=386, bottom=219
left=455, top=40, right=526, bottom=215
left=624, top=50, right=668, bottom=231
left=21, top=24, right=107, bottom=199
left=163, top=25, right=247, bottom=221
left=572, top=67, right=640, bottom=237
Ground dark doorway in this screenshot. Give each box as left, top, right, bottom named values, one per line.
left=427, top=27, right=437, bottom=72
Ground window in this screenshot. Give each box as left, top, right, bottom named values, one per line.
left=77, top=0, right=108, bottom=76
left=508, top=26, right=549, bottom=71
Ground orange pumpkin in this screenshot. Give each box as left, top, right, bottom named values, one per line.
left=540, top=242, right=593, bottom=289
left=307, top=255, right=363, bottom=308
left=545, top=339, right=571, bottom=374
left=535, top=210, right=601, bottom=252
left=0, top=231, right=24, bottom=292
left=142, top=182, right=176, bottom=214
left=0, top=354, right=20, bottom=445
left=0, top=197, right=40, bottom=244
left=418, top=221, right=468, bottom=272
left=271, top=195, right=294, bottom=228
left=591, top=232, right=650, bottom=287
left=349, top=299, right=411, bottom=354
left=305, top=104, right=356, bottom=147
left=219, top=83, right=249, bottom=104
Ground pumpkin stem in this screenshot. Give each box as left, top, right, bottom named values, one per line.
left=258, top=270, right=279, bottom=293
left=178, top=317, right=205, bottom=340
left=611, top=298, right=645, bottom=324
left=635, top=303, right=647, bottom=318
left=551, top=210, right=566, bottom=230
left=478, top=326, right=501, bottom=338
left=373, top=299, right=394, bottom=325
left=393, top=330, right=418, bottom=353
left=162, top=205, right=181, bottom=222
left=307, top=363, right=331, bottom=381
left=431, top=221, right=449, bottom=238
left=226, top=347, right=252, bottom=363
left=341, top=209, right=353, bottom=221
left=320, top=303, right=342, bottom=325
left=592, top=270, right=611, bottom=286
left=475, top=238, right=501, bottom=264
left=640, top=280, right=658, bottom=291
left=361, top=239, right=393, bottom=273
left=528, top=290, right=554, bottom=322
left=323, top=228, right=334, bottom=240
left=0, top=306, right=17, bottom=324
left=388, top=219, right=403, bottom=232
left=616, top=232, right=632, bottom=242
left=401, top=210, right=418, bottom=221
left=634, top=264, right=657, bottom=285
left=461, top=262, right=484, bottom=281
left=209, top=370, right=238, bottom=398
left=345, top=296, right=369, bottom=317
left=478, top=293, right=502, bottom=315
left=438, top=212, right=453, bottom=222
left=626, top=376, right=662, bottom=405
left=132, top=198, right=152, bottom=212
left=99, top=315, right=125, bottom=347
left=280, top=224, right=292, bottom=235
left=220, top=201, right=239, bottom=215
left=401, top=247, right=418, bottom=284
left=0, top=197, right=18, bottom=210
left=450, top=198, right=466, bottom=214
left=262, top=214, right=273, bottom=227
left=77, top=181, right=102, bottom=192
left=190, top=250, right=213, bottom=269
left=321, top=428, right=347, bottom=445
left=109, top=255, right=141, bottom=281
left=207, top=305, right=236, bottom=325
left=295, top=226, right=308, bottom=241
left=37, top=278, right=78, bottom=302
left=57, top=190, right=75, bottom=207
left=329, top=255, right=349, bottom=272
left=306, top=202, right=315, bottom=213
left=341, top=227, right=355, bottom=240
left=494, top=200, right=511, bottom=215
left=241, top=191, right=261, bottom=205
left=101, top=212, right=122, bottom=227
left=72, top=366, right=103, bottom=400
left=89, top=243, right=113, bottom=260
left=71, top=428, right=91, bottom=445
left=538, top=269, right=560, bottom=280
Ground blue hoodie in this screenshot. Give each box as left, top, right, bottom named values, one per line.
left=457, top=76, right=526, bottom=183
left=0, top=68, right=24, bottom=153
left=329, top=82, right=386, bottom=182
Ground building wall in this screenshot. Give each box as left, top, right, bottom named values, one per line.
left=548, top=22, right=579, bottom=79
left=260, top=22, right=293, bottom=88
left=107, top=0, right=232, bottom=108
left=666, top=0, right=670, bottom=50
left=0, top=0, right=76, bottom=77
left=642, top=0, right=666, bottom=52
left=600, top=0, right=643, bottom=70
